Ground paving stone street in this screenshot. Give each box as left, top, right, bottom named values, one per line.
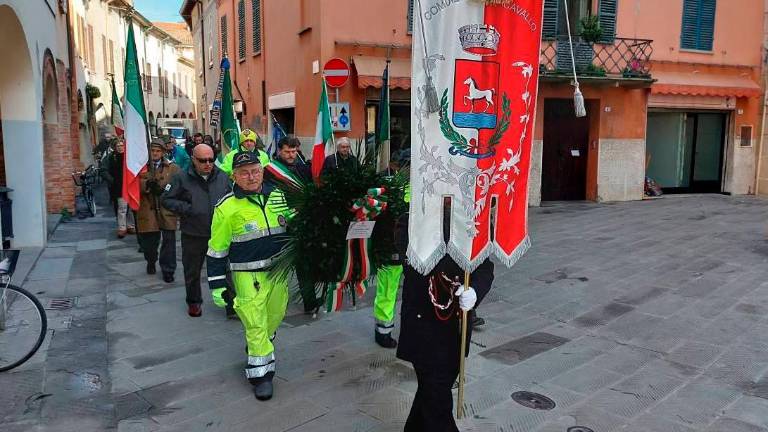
left=2, top=193, right=768, bottom=432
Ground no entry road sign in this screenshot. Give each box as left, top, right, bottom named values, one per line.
left=323, top=58, right=350, bottom=88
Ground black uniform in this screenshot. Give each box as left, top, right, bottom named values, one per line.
left=397, top=256, right=494, bottom=431
left=321, top=152, right=359, bottom=175
left=161, top=165, right=232, bottom=306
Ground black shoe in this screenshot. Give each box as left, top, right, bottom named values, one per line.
left=146, top=262, right=156, bottom=275
left=162, top=272, right=174, bottom=283
left=253, top=380, right=273, bottom=400
left=375, top=331, right=398, bottom=349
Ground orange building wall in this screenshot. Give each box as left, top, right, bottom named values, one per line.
left=617, top=0, right=763, bottom=67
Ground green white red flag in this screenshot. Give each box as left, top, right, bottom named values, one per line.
left=110, top=76, right=124, bottom=137
left=311, top=78, right=333, bottom=181
left=122, top=22, right=149, bottom=211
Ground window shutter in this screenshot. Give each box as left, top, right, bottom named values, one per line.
left=407, top=0, right=415, bottom=33
left=598, top=0, right=617, bottom=44
left=237, top=0, right=246, bottom=60
left=698, top=0, right=716, bottom=51
left=221, top=15, right=228, bottom=58
left=252, top=0, right=262, bottom=53
left=681, top=0, right=716, bottom=51
left=542, top=0, right=559, bottom=40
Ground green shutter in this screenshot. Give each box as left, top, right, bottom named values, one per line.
left=237, top=0, right=246, bottom=60
left=220, top=15, right=228, bottom=57
left=542, top=0, right=559, bottom=40
left=681, top=0, right=716, bottom=51
left=407, top=0, right=414, bottom=33
left=252, top=0, right=262, bottom=53
left=598, top=0, right=617, bottom=44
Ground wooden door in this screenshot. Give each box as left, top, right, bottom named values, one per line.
left=542, top=99, right=589, bottom=201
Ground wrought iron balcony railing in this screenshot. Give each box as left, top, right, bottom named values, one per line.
left=540, top=37, right=654, bottom=79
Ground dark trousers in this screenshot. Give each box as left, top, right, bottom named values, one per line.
left=138, top=230, right=176, bottom=274
left=181, top=233, right=236, bottom=309
left=181, top=233, right=207, bottom=305
left=405, top=362, right=460, bottom=432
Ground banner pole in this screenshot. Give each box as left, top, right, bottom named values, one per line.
left=457, top=269, right=470, bottom=419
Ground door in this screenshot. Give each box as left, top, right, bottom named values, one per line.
left=691, top=113, right=726, bottom=192
left=542, top=99, right=589, bottom=200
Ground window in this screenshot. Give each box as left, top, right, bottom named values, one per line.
left=108, top=40, right=115, bottom=75
left=740, top=125, right=753, bottom=147
left=220, top=15, right=228, bottom=58
left=157, top=65, right=163, bottom=95
left=87, top=25, right=95, bottom=67
left=252, top=0, right=262, bottom=54
left=407, top=0, right=414, bottom=33
left=102, top=35, right=108, bottom=74
left=681, top=0, right=716, bottom=51
left=542, top=0, right=593, bottom=40
left=145, top=62, right=152, bottom=92
left=237, top=0, right=246, bottom=60
left=173, top=73, right=177, bottom=98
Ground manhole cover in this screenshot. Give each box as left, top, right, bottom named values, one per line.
left=46, top=297, right=76, bottom=310
left=568, top=427, right=595, bottom=432
left=511, top=391, right=556, bottom=410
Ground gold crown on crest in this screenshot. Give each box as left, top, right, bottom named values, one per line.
left=458, top=24, right=500, bottom=56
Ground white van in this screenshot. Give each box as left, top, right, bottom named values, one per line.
left=157, top=118, right=195, bottom=145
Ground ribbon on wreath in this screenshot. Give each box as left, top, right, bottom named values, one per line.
left=326, top=188, right=388, bottom=312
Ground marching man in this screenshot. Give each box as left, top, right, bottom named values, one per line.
left=206, top=152, right=290, bottom=400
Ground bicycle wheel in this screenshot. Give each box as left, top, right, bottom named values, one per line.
left=0, top=285, right=47, bottom=372
left=86, top=188, right=96, bottom=217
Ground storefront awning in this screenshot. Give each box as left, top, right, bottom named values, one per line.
left=352, top=56, right=411, bottom=90
left=651, top=71, right=761, bottom=98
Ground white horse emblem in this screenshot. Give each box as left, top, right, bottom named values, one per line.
left=463, top=77, right=495, bottom=113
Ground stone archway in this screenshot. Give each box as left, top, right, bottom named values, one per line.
left=42, top=50, right=64, bottom=214
left=0, top=5, right=46, bottom=246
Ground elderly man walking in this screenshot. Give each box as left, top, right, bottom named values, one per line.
left=162, top=144, right=233, bottom=318
left=137, top=139, right=179, bottom=282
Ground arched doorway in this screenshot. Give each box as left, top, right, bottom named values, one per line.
left=173, top=114, right=178, bottom=118
left=188, top=112, right=194, bottom=119
left=180, top=113, right=186, bottom=119
left=42, top=51, right=63, bottom=215
left=0, top=5, right=46, bottom=246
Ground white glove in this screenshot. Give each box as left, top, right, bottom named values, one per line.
left=454, top=285, right=477, bottom=311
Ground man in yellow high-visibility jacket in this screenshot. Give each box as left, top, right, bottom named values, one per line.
left=219, top=129, right=270, bottom=175
left=206, top=151, right=290, bottom=400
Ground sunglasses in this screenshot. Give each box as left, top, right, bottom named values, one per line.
left=195, top=157, right=215, bottom=164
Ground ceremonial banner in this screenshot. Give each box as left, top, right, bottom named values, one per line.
left=110, top=76, right=124, bottom=137
left=311, top=78, right=333, bottom=181
left=408, top=0, right=544, bottom=273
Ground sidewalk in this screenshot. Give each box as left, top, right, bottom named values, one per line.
left=2, top=194, right=768, bottom=432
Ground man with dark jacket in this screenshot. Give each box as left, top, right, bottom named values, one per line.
left=161, top=144, right=233, bottom=318
left=321, top=137, right=359, bottom=176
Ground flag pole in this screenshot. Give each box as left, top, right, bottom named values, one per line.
left=457, top=270, right=470, bottom=419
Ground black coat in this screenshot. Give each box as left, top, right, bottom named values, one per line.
left=160, top=166, right=232, bottom=237
left=396, top=257, right=495, bottom=368
left=321, top=152, right=359, bottom=175
left=101, top=151, right=124, bottom=199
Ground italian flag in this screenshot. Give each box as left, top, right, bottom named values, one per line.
left=122, top=22, right=149, bottom=211
left=311, top=78, right=333, bottom=181
left=111, top=76, right=124, bottom=137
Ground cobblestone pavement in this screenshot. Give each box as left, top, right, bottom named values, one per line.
left=2, top=194, right=768, bottom=432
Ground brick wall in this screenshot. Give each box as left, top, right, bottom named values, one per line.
left=41, top=55, right=78, bottom=214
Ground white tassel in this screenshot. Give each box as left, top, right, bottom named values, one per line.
left=574, top=84, right=586, bottom=118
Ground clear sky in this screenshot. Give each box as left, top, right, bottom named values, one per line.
left=133, top=0, right=185, bottom=23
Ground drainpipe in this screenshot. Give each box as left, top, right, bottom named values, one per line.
left=198, top=1, right=207, bottom=133
left=756, top=52, right=768, bottom=196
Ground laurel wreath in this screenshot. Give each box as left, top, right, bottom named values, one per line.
left=439, top=89, right=511, bottom=154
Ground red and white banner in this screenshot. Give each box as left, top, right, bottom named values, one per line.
left=408, top=0, right=544, bottom=273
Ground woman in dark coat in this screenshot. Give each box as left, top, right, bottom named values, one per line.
left=395, top=215, right=494, bottom=431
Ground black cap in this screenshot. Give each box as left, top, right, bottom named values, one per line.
left=232, top=151, right=260, bottom=169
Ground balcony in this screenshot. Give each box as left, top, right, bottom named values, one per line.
left=540, top=36, right=654, bottom=87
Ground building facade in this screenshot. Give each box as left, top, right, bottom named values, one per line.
left=181, top=0, right=220, bottom=135
left=186, top=0, right=764, bottom=204
left=0, top=0, right=81, bottom=246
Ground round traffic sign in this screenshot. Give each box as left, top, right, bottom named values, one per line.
left=323, top=58, right=350, bottom=88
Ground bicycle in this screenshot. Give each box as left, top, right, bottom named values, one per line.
left=0, top=249, right=47, bottom=372
left=72, top=165, right=99, bottom=218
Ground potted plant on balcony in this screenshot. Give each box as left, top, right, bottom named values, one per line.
left=579, top=15, right=603, bottom=44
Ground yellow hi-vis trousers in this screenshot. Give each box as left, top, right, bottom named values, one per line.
left=232, top=271, right=288, bottom=380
